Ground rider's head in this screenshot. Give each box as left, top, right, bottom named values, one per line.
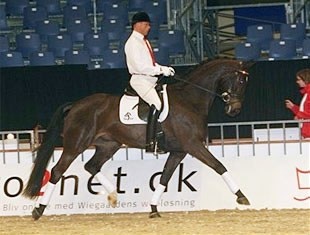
left=131, top=12, right=151, bottom=37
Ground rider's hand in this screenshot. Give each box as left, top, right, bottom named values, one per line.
left=161, top=66, right=175, bottom=77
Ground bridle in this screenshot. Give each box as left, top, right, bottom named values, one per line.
left=172, top=70, right=249, bottom=103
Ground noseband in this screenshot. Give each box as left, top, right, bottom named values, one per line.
left=173, top=70, right=249, bottom=103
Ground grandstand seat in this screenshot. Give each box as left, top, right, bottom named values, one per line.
left=153, top=46, right=169, bottom=65
left=29, top=51, right=56, bottom=66
left=102, top=48, right=126, bottom=68
left=23, top=6, right=48, bottom=29
left=280, top=23, right=306, bottom=49
left=0, top=18, right=9, bottom=31
left=35, top=19, right=60, bottom=43
left=101, top=19, right=127, bottom=42
left=15, top=32, right=41, bottom=58
left=5, top=0, right=29, bottom=16
left=63, top=4, right=88, bottom=27
left=128, top=0, right=145, bottom=11
left=67, top=0, right=93, bottom=14
left=144, top=1, right=168, bottom=25
left=66, top=18, right=92, bottom=43
left=302, top=38, right=310, bottom=57
left=235, top=42, right=261, bottom=61
left=0, top=5, right=9, bottom=30
left=47, top=34, right=73, bottom=58
left=268, top=39, right=297, bottom=60
left=103, top=2, right=129, bottom=24
left=36, top=0, right=62, bottom=16
left=87, top=60, right=110, bottom=70
left=246, top=24, right=273, bottom=51
left=0, top=36, right=9, bottom=53
left=0, top=5, right=6, bottom=19
left=64, top=49, right=90, bottom=65
left=0, top=51, right=24, bottom=67
left=158, top=29, right=186, bottom=56
left=84, top=32, right=109, bottom=57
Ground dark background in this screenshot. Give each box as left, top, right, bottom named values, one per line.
left=0, top=59, right=309, bottom=135
left=207, top=0, right=289, bottom=8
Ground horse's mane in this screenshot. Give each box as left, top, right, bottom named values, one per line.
left=172, top=57, right=238, bottom=89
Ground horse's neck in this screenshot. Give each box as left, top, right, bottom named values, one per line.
left=172, top=82, right=216, bottom=115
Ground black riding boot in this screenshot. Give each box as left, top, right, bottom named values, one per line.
left=145, top=105, right=159, bottom=153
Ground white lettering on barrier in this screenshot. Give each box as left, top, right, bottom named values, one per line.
left=0, top=143, right=309, bottom=216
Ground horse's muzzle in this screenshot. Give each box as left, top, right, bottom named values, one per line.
left=225, top=100, right=242, bottom=117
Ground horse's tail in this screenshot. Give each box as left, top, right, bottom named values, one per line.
left=23, top=102, right=72, bottom=199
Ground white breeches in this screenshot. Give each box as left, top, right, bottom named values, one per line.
left=130, top=76, right=162, bottom=111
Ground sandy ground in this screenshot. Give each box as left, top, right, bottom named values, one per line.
left=0, top=209, right=309, bottom=235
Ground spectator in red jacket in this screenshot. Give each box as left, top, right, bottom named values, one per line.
left=285, top=68, right=310, bottom=138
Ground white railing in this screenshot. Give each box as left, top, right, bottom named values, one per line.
left=1, top=119, right=309, bottom=163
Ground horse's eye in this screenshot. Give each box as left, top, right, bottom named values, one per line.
left=238, top=76, right=248, bottom=84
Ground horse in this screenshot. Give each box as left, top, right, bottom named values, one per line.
left=23, top=58, right=252, bottom=220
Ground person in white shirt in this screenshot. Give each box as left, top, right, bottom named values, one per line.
left=124, top=12, right=175, bottom=153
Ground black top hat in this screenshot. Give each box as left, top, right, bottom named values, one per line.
left=131, top=12, right=151, bottom=26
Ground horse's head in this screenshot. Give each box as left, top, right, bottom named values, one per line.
left=218, top=61, right=252, bottom=117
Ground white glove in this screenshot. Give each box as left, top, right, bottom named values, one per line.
left=161, top=66, right=175, bottom=77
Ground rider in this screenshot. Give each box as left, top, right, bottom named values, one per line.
left=124, top=12, right=175, bottom=153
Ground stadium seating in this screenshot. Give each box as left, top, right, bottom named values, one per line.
left=35, top=19, right=60, bottom=43
left=280, top=23, right=306, bottom=49
left=29, top=51, right=56, bottom=66
left=0, top=51, right=24, bottom=67
left=302, top=38, right=310, bottom=57
left=102, top=48, right=126, bottom=68
left=83, top=32, right=110, bottom=57
left=246, top=24, right=273, bottom=51
left=153, top=46, right=170, bottom=65
left=101, top=18, right=127, bottom=43
left=66, top=18, right=92, bottom=43
left=47, top=34, right=73, bottom=58
left=36, top=0, right=62, bottom=16
left=23, top=6, right=48, bottom=29
left=64, top=49, right=90, bottom=65
left=235, top=42, right=261, bottom=61
left=103, top=2, right=129, bottom=24
left=268, top=39, right=297, bottom=60
left=158, top=29, right=186, bottom=56
left=63, top=4, right=88, bottom=27
left=5, top=0, right=29, bottom=16
left=0, top=35, right=9, bottom=52
left=15, top=32, right=42, bottom=58
left=67, top=0, right=93, bottom=14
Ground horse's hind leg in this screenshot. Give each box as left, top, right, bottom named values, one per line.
left=84, top=141, right=121, bottom=207
left=32, top=150, right=79, bottom=220
left=150, top=152, right=186, bottom=218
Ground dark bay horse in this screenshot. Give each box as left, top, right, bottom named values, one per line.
left=23, top=58, right=251, bottom=220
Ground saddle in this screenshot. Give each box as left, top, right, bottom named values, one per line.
left=123, top=84, right=164, bottom=122
left=119, top=83, right=169, bottom=125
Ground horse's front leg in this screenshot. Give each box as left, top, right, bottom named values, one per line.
left=149, top=152, right=186, bottom=218
left=190, top=143, right=250, bottom=206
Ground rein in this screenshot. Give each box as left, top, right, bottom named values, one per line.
left=171, top=69, right=248, bottom=103
left=172, top=76, right=225, bottom=101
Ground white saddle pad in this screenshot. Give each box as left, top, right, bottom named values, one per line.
left=119, top=84, right=169, bottom=124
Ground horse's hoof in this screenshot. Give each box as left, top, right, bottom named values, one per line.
left=32, top=207, right=42, bottom=221
left=149, top=212, right=161, bottom=218
left=237, top=196, right=250, bottom=205
left=107, top=191, right=117, bottom=208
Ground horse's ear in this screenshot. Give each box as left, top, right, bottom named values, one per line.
left=239, top=60, right=256, bottom=71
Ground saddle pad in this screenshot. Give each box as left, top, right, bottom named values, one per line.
left=119, top=84, right=169, bottom=125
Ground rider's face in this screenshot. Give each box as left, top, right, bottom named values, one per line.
left=134, top=22, right=151, bottom=37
